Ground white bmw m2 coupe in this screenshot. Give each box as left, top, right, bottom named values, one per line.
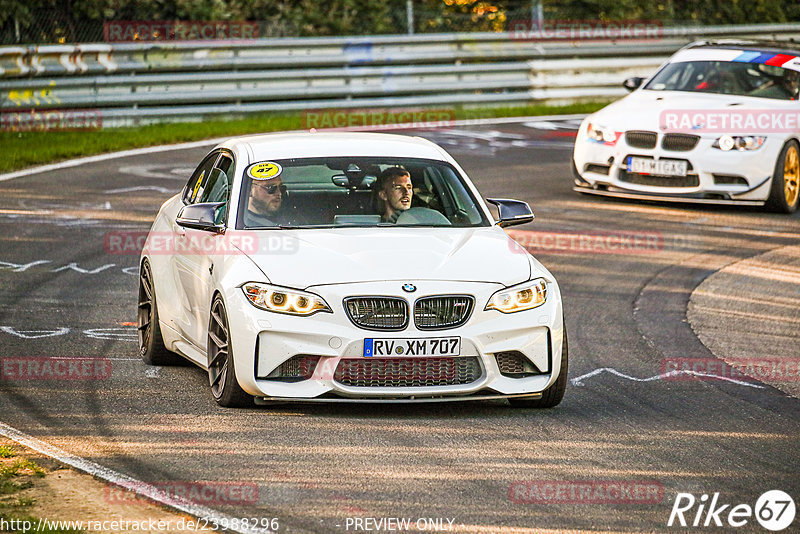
left=138, top=132, right=566, bottom=408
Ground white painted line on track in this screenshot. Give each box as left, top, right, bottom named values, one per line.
left=0, top=114, right=587, bottom=183
left=0, top=421, right=274, bottom=534
left=570, top=367, right=765, bottom=388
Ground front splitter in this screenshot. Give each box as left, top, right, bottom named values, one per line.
left=254, top=391, right=543, bottom=404
left=573, top=186, right=765, bottom=206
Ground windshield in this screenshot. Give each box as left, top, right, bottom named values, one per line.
left=644, top=60, right=800, bottom=100
left=236, top=157, right=490, bottom=229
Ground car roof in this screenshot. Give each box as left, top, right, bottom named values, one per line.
left=684, top=39, right=800, bottom=56
left=217, top=131, right=450, bottom=163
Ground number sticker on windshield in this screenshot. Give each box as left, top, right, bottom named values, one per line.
left=247, top=162, right=282, bottom=180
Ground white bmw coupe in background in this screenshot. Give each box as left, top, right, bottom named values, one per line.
left=573, top=41, right=800, bottom=213
left=138, top=132, right=566, bottom=408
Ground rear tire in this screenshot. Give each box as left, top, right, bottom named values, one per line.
left=208, top=295, right=253, bottom=408
left=765, top=140, right=800, bottom=214
left=509, top=326, right=568, bottom=409
left=138, top=260, right=183, bottom=366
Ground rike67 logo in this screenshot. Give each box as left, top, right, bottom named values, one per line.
left=668, top=490, right=795, bottom=531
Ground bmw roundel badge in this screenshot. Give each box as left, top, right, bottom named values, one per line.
left=402, top=283, right=417, bottom=293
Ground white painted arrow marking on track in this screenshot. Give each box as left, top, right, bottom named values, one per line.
left=570, top=367, right=765, bottom=389
left=0, top=327, right=70, bottom=339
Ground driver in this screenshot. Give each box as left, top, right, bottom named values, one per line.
left=245, top=177, right=287, bottom=226
left=376, top=166, right=413, bottom=223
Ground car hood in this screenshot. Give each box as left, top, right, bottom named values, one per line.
left=242, top=226, right=533, bottom=288
left=590, top=90, right=795, bottom=133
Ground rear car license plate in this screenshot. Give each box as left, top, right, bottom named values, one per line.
left=627, top=157, right=688, bottom=177
left=364, top=337, right=461, bottom=357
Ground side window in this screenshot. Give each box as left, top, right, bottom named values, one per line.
left=216, top=154, right=233, bottom=176
left=182, top=153, right=218, bottom=204
left=200, top=169, right=230, bottom=204
left=199, top=154, right=234, bottom=224
left=200, top=155, right=233, bottom=204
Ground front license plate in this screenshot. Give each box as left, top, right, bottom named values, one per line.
left=363, top=337, right=461, bottom=357
left=627, top=157, right=688, bottom=177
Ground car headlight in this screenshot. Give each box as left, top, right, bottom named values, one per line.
left=485, top=278, right=548, bottom=313
left=586, top=123, right=621, bottom=146
left=242, top=283, right=331, bottom=316
left=712, top=135, right=765, bottom=151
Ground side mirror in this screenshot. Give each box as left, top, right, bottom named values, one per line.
left=332, top=175, right=349, bottom=188
left=486, top=198, right=534, bottom=228
left=623, top=77, right=644, bottom=92
left=176, top=202, right=226, bottom=233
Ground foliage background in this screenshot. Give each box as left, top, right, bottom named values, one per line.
left=1, top=0, right=797, bottom=44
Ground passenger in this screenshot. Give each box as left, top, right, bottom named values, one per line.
left=376, top=166, right=413, bottom=223
left=245, top=177, right=287, bottom=226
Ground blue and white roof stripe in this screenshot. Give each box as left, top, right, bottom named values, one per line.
left=669, top=48, right=800, bottom=72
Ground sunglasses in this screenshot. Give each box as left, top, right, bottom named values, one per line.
left=254, top=183, right=287, bottom=195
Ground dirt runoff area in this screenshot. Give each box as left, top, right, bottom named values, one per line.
left=0, top=438, right=215, bottom=534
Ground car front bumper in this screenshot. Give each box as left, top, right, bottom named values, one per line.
left=572, top=131, right=781, bottom=204
left=223, top=279, right=564, bottom=402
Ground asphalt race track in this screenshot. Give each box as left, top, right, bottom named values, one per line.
left=1, top=119, right=799, bottom=533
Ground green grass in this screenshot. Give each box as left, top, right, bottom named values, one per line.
left=0, top=479, right=31, bottom=495
left=4, top=101, right=607, bottom=174
left=0, top=449, right=84, bottom=533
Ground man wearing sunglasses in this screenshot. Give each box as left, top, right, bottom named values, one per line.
left=245, top=177, right=289, bottom=227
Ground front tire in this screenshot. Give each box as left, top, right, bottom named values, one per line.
left=509, top=326, right=568, bottom=409
left=138, top=260, right=183, bottom=366
left=208, top=295, right=253, bottom=408
left=766, top=140, right=800, bottom=213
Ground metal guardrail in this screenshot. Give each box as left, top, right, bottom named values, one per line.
left=1, top=23, right=799, bottom=128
